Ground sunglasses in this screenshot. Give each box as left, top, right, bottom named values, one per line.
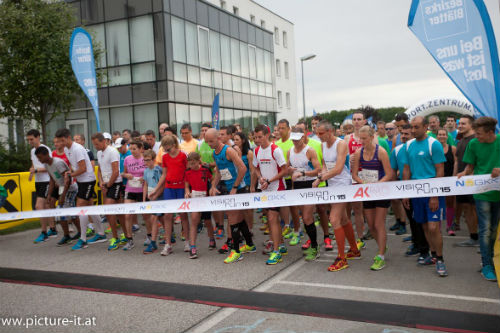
left=385, top=128, right=395, bottom=130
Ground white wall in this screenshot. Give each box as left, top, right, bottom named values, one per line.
left=205, top=0, right=299, bottom=125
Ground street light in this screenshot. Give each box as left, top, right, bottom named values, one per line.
left=300, top=54, right=316, bottom=121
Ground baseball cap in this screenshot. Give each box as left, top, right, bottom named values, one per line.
left=103, top=132, right=112, bottom=140
left=290, top=132, right=304, bottom=141
left=113, top=138, right=127, bottom=148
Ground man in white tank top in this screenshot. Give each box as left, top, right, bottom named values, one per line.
left=313, top=121, right=360, bottom=272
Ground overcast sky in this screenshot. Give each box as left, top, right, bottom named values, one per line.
left=255, top=0, right=500, bottom=117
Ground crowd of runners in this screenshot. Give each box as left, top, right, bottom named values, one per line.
left=22, top=107, right=500, bottom=281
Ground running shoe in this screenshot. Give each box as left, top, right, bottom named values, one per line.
left=362, top=230, right=373, bottom=240
left=71, top=239, right=87, bottom=250
left=119, top=234, right=128, bottom=245
left=282, top=226, right=292, bottom=237
left=171, top=233, right=176, bottom=243
left=395, top=224, right=407, bottom=235
left=389, top=221, right=400, bottom=231
left=144, top=236, right=151, bottom=246
left=69, top=232, right=80, bottom=241
left=402, top=236, right=412, bottom=242
left=108, top=238, right=119, bottom=251
left=418, top=255, right=436, bottom=266
left=122, top=240, right=134, bottom=251
left=224, top=250, right=242, bottom=263
left=87, top=234, right=107, bottom=244
left=328, top=257, right=348, bottom=272
left=86, top=228, right=94, bottom=237
left=174, top=215, right=181, bottom=224
left=370, top=255, right=386, bottom=271
left=239, top=244, right=257, bottom=253
left=356, top=238, right=366, bottom=250
left=346, top=249, right=361, bottom=260
left=105, top=226, right=112, bottom=234
left=189, top=247, right=198, bottom=259
left=56, top=235, right=72, bottom=246
left=218, top=241, right=232, bottom=254
left=215, top=227, right=224, bottom=239
left=289, top=233, right=301, bottom=246
left=132, top=224, right=140, bottom=232
left=266, top=251, right=282, bottom=265
left=314, top=220, right=320, bottom=227
left=302, top=239, right=311, bottom=250
left=405, top=245, right=419, bottom=256
left=454, top=238, right=479, bottom=247
left=34, top=232, right=48, bottom=244
left=279, top=244, right=288, bottom=255
left=263, top=226, right=270, bottom=235
left=452, top=222, right=461, bottom=231
left=262, top=240, right=273, bottom=255
left=209, top=238, right=216, bottom=250
left=256, top=208, right=263, bottom=213
left=324, top=237, right=333, bottom=251
left=481, top=265, right=497, bottom=281
left=304, top=246, right=320, bottom=261
left=436, top=260, right=448, bottom=277
left=184, top=241, right=190, bottom=252
left=47, top=229, right=58, bottom=238
left=181, top=235, right=186, bottom=241
left=447, top=229, right=456, bottom=236
left=161, top=244, right=173, bottom=256
left=143, top=242, right=158, bottom=254
left=259, top=223, right=268, bottom=231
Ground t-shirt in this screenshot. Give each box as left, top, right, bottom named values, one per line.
left=275, top=137, right=294, bottom=162
left=155, top=146, right=165, bottom=165
left=143, top=166, right=163, bottom=195
left=97, top=146, right=122, bottom=184
left=253, top=144, right=287, bottom=191
left=185, top=166, right=212, bottom=194
left=456, top=134, right=475, bottom=173
left=390, top=143, right=406, bottom=180
left=64, top=142, right=96, bottom=183
left=306, top=138, right=325, bottom=187
left=428, top=131, right=455, bottom=146
left=162, top=151, right=187, bottom=189
left=120, top=150, right=132, bottom=185
left=462, top=134, right=500, bottom=202
left=377, top=137, right=391, bottom=154
left=196, top=139, right=215, bottom=165
left=44, top=157, right=77, bottom=192
left=52, top=150, right=70, bottom=167
left=31, top=144, right=52, bottom=182
left=401, top=136, right=446, bottom=180
left=449, top=129, right=458, bottom=143
left=180, top=138, right=199, bottom=154
left=86, top=149, right=95, bottom=161
left=123, top=155, right=146, bottom=193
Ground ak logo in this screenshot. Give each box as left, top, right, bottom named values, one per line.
left=353, top=187, right=370, bottom=199
left=178, top=201, right=191, bottom=210
left=78, top=209, right=88, bottom=216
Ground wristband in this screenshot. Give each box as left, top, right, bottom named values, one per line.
left=233, top=185, right=239, bottom=189
left=265, top=179, right=271, bottom=185
left=301, top=170, right=306, bottom=177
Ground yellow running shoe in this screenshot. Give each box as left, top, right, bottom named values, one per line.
left=224, top=250, right=242, bottom=263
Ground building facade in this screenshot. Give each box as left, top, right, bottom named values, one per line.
left=39, top=0, right=296, bottom=143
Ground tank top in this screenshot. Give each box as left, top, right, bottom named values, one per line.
left=242, top=153, right=251, bottom=187
left=444, top=145, right=454, bottom=177
left=348, top=134, right=363, bottom=155
left=322, top=139, right=351, bottom=187
left=213, top=145, right=242, bottom=189
left=289, top=146, right=316, bottom=182
left=359, top=145, right=385, bottom=183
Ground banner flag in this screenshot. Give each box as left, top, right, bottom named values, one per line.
left=408, top=0, right=500, bottom=131
left=70, top=28, right=100, bottom=132
left=212, top=93, right=220, bottom=130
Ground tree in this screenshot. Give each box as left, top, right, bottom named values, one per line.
left=0, top=0, right=99, bottom=143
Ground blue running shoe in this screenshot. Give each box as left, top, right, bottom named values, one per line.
left=418, top=255, right=436, bottom=266
left=71, top=239, right=88, bottom=250
left=279, top=244, right=288, bottom=255
left=108, top=238, right=119, bottom=251
left=87, top=234, right=107, bottom=244
left=481, top=265, right=497, bottom=281
left=132, top=224, right=140, bottom=232
left=436, top=260, right=448, bottom=277
left=47, top=229, right=58, bottom=238
left=405, top=245, right=419, bottom=256
left=143, top=242, right=158, bottom=254
left=34, top=232, right=48, bottom=244
left=402, top=236, right=412, bottom=242
left=266, top=251, right=282, bottom=265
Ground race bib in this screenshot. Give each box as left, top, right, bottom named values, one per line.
left=191, top=190, right=207, bottom=198
left=102, top=172, right=111, bottom=183
left=128, top=177, right=142, bottom=188
left=359, top=169, right=379, bottom=183
left=58, top=186, right=65, bottom=196
left=325, top=162, right=336, bottom=171
left=219, top=168, right=232, bottom=181
left=147, top=186, right=155, bottom=196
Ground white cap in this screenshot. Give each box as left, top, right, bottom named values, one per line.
left=113, top=138, right=126, bottom=148
left=103, top=132, right=112, bottom=140
left=290, top=132, right=304, bottom=141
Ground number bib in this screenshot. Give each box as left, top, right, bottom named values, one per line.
left=128, top=177, right=142, bottom=188
left=359, top=169, right=379, bottom=183
left=219, top=168, right=232, bottom=181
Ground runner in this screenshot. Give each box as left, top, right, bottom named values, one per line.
left=91, top=133, right=123, bottom=250
left=205, top=128, right=255, bottom=264
left=27, top=129, right=55, bottom=243
left=287, top=128, right=321, bottom=261
left=313, top=121, right=360, bottom=271
left=437, top=128, right=457, bottom=236
left=35, top=146, right=78, bottom=246
left=145, top=130, right=161, bottom=154
left=428, top=115, right=455, bottom=147
left=55, top=128, right=105, bottom=251
left=445, top=116, right=458, bottom=143
left=253, top=124, right=289, bottom=265
left=402, top=116, right=448, bottom=277
left=234, top=132, right=256, bottom=230
left=352, top=126, right=393, bottom=270
left=179, top=124, right=199, bottom=153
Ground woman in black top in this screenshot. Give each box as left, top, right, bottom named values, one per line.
left=437, top=128, right=457, bottom=236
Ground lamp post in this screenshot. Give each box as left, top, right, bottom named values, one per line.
left=300, top=54, right=316, bottom=121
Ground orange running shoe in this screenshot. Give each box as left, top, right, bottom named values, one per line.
left=328, top=257, right=349, bottom=272
left=346, top=249, right=362, bottom=260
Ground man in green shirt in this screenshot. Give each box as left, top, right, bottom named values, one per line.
left=428, top=115, right=455, bottom=146
left=459, top=116, right=500, bottom=282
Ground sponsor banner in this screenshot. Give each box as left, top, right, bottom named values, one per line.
left=0, top=175, right=498, bottom=221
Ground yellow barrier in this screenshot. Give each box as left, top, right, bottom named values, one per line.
left=0, top=169, right=102, bottom=231
left=495, top=226, right=500, bottom=288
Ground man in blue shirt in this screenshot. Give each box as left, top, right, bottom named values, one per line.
left=401, top=116, right=448, bottom=277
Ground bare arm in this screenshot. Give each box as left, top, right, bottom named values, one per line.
left=351, top=150, right=363, bottom=184
left=378, top=149, right=394, bottom=182
left=227, top=147, right=247, bottom=194
left=70, top=160, right=87, bottom=178
left=452, top=146, right=458, bottom=176
left=322, top=140, right=348, bottom=180
left=248, top=151, right=257, bottom=193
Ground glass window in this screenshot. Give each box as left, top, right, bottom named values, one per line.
left=283, top=31, right=288, bottom=48
left=274, top=27, right=279, bottom=44
left=190, top=105, right=202, bottom=135
left=220, top=35, right=231, bottom=73
left=134, top=104, right=158, bottom=133
left=106, top=20, right=129, bottom=66
left=241, top=78, right=250, bottom=94
left=277, top=91, right=282, bottom=108
left=81, top=0, right=104, bottom=24
left=187, top=66, right=200, bottom=85
left=234, top=109, right=243, bottom=126
left=130, top=16, right=155, bottom=63
left=213, top=71, right=222, bottom=89
left=250, top=80, right=258, bottom=95
left=189, top=84, right=201, bottom=104
left=185, top=22, right=199, bottom=66
left=258, top=82, right=265, bottom=96
left=252, top=111, right=259, bottom=126
left=222, top=73, right=232, bottom=90
left=111, top=106, right=133, bottom=132
left=240, top=42, right=249, bottom=78
left=174, top=62, right=187, bottom=82
left=260, top=20, right=266, bottom=29
left=233, top=6, right=239, bottom=16
left=248, top=46, right=256, bottom=79
left=108, top=66, right=131, bottom=86
left=232, top=76, right=241, bottom=92
left=89, top=108, right=110, bottom=135
left=104, top=0, right=126, bottom=21
left=222, top=108, right=234, bottom=126
left=250, top=15, right=255, bottom=23
left=201, top=87, right=212, bottom=104
left=276, top=59, right=281, bottom=77
left=230, top=38, right=240, bottom=76
left=265, top=83, right=273, bottom=97
left=286, top=92, right=291, bottom=109
left=256, top=48, right=264, bottom=81
left=242, top=110, right=251, bottom=130
left=264, top=51, right=272, bottom=83
left=284, top=61, right=289, bottom=79
left=222, top=90, right=233, bottom=107
left=220, top=0, right=226, bottom=9
left=172, top=16, right=186, bottom=63
left=89, top=24, right=106, bottom=68
left=200, top=68, right=212, bottom=87
left=198, top=26, right=210, bottom=69
left=174, top=82, right=189, bottom=102
left=259, top=112, right=267, bottom=125
left=176, top=104, right=190, bottom=135
left=210, top=31, right=221, bottom=71
left=132, top=63, right=156, bottom=83
left=202, top=107, right=212, bottom=123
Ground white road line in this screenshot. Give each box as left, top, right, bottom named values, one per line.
left=186, top=259, right=306, bottom=333
left=277, top=280, right=500, bottom=304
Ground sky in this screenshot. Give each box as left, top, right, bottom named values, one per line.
left=254, top=0, right=500, bottom=117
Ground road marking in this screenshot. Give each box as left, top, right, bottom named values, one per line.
left=277, top=280, right=500, bottom=304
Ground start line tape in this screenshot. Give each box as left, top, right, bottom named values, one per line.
left=0, top=175, right=498, bottom=221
